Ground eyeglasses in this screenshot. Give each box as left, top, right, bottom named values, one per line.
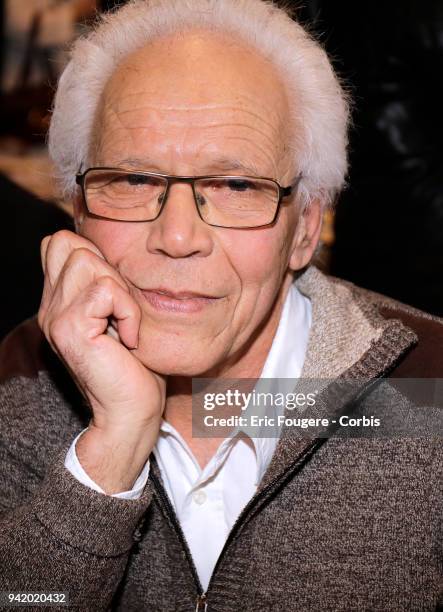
left=75, top=167, right=302, bottom=229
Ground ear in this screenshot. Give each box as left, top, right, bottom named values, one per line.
left=288, top=198, right=323, bottom=271
left=73, top=192, right=85, bottom=234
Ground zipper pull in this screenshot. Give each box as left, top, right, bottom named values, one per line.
left=195, top=593, right=208, bottom=611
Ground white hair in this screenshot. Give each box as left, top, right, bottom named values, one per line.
left=48, top=0, right=351, bottom=208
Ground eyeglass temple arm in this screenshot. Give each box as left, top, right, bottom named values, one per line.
left=281, top=173, right=303, bottom=198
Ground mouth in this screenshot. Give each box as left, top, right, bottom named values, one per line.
left=139, top=287, right=223, bottom=314
left=146, top=288, right=219, bottom=299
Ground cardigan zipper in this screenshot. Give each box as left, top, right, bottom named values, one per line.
left=150, top=439, right=323, bottom=610
left=202, top=437, right=323, bottom=597
left=195, top=593, right=208, bottom=611
left=150, top=469, right=208, bottom=605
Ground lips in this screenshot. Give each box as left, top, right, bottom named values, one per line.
left=145, top=288, right=220, bottom=300
left=139, top=287, right=223, bottom=314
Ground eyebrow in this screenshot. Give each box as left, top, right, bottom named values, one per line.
left=112, top=156, right=264, bottom=176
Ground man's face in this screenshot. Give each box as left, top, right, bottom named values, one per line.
left=76, top=30, right=312, bottom=376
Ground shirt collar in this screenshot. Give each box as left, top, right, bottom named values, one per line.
left=236, top=281, right=312, bottom=481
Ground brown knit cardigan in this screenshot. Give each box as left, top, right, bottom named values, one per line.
left=0, top=265, right=442, bottom=611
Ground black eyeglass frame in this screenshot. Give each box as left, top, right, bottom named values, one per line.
left=75, top=167, right=303, bottom=229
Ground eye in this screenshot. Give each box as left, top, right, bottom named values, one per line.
left=226, top=179, right=256, bottom=192
left=125, top=174, right=162, bottom=187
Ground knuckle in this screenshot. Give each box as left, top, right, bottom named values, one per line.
left=54, top=228, right=75, bottom=243
left=45, top=316, right=77, bottom=363
left=95, top=274, right=117, bottom=290
left=47, top=229, right=73, bottom=253
left=38, top=290, right=52, bottom=335
left=47, top=316, right=70, bottom=346
left=89, top=275, right=118, bottom=300
left=37, top=307, right=45, bottom=330
left=83, top=275, right=116, bottom=304
left=61, top=249, right=100, bottom=283
left=68, top=247, right=97, bottom=266
left=40, top=234, right=51, bottom=256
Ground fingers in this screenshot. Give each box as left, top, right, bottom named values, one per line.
left=82, top=276, right=140, bottom=350
left=57, top=247, right=128, bottom=300
left=41, top=230, right=105, bottom=287
left=40, top=235, right=51, bottom=272
left=38, top=230, right=140, bottom=350
left=38, top=230, right=129, bottom=327
left=47, top=276, right=141, bottom=351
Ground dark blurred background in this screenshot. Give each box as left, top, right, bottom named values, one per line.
left=299, top=2, right=443, bottom=319
left=0, top=0, right=442, bottom=340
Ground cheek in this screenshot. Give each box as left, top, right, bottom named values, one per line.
left=80, top=219, right=139, bottom=263
left=221, top=225, right=291, bottom=288
left=209, top=227, right=294, bottom=351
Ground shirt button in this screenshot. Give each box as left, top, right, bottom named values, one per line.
left=193, top=490, right=207, bottom=505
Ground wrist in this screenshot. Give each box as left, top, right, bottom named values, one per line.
left=76, top=424, right=157, bottom=494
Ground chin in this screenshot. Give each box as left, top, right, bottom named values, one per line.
left=135, top=339, right=219, bottom=377
left=134, top=319, right=229, bottom=376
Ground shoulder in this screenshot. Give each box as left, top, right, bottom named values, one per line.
left=0, top=316, right=85, bottom=392
left=0, top=317, right=90, bottom=459
left=0, top=316, right=50, bottom=383
left=328, top=275, right=443, bottom=377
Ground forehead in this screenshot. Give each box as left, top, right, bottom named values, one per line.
left=103, top=28, right=287, bottom=107
left=94, top=29, right=291, bottom=172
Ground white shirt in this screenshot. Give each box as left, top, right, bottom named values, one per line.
left=65, top=281, right=312, bottom=591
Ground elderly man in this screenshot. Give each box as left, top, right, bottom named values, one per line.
left=0, top=0, right=442, bottom=610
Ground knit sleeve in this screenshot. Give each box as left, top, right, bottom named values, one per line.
left=0, top=433, right=153, bottom=610
left=0, top=317, right=154, bottom=612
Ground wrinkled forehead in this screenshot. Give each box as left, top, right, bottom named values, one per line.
left=93, top=29, right=292, bottom=170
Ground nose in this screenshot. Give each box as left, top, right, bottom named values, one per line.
left=145, top=182, right=214, bottom=258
